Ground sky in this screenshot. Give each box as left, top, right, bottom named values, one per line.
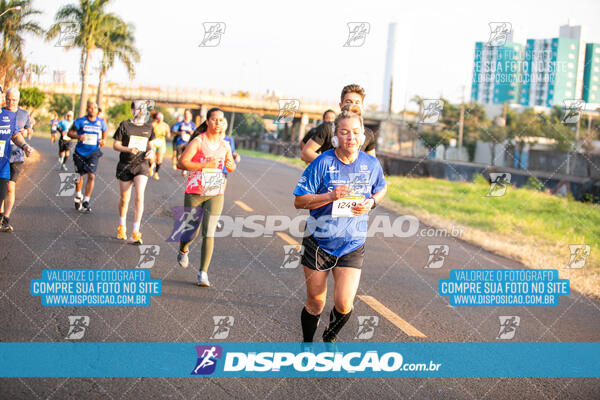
left=19, top=0, right=600, bottom=111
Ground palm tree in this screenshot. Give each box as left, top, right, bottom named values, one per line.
left=46, top=0, right=120, bottom=117
left=0, top=0, right=42, bottom=87
left=29, top=63, right=46, bottom=82
left=95, top=19, right=139, bottom=109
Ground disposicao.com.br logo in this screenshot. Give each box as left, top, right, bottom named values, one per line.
left=190, top=344, right=442, bottom=376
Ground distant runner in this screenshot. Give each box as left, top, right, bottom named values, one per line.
left=149, top=112, right=170, bottom=180
left=68, top=101, right=108, bottom=213
left=55, top=111, right=74, bottom=171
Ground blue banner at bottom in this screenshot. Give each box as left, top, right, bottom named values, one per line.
left=0, top=342, right=599, bottom=377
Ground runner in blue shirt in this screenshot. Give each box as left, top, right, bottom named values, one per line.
left=1, top=88, right=34, bottom=232
left=293, top=109, right=386, bottom=345
left=0, top=87, right=34, bottom=232
left=173, top=110, right=195, bottom=176
left=220, top=119, right=241, bottom=176
left=170, top=115, right=183, bottom=170
left=67, top=101, right=108, bottom=213
left=55, top=111, right=74, bottom=171
left=49, top=114, right=59, bottom=137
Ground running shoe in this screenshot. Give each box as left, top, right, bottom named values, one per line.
left=130, top=231, right=143, bottom=245
left=197, top=271, right=210, bottom=287
left=60, top=164, right=68, bottom=171
left=81, top=201, right=91, bottom=213
left=153, top=172, right=160, bottom=180
left=74, top=194, right=83, bottom=211
left=177, top=250, right=189, bottom=268
left=182, top=170, right=188, bottom=177
left=0, top=217, right=13, bottom=232
left=117, top=225, right=127, bottom=240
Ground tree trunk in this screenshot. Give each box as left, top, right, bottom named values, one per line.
left=78, top=48, right=92, bottom=117
left=96, top=70, right=105, bottom=110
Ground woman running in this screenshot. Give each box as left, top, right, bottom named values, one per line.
left=176, top=107, right=236, bottom=287
left=113, top=100, right=156, bottom=244
left=293, top=109, right=386, bottom=344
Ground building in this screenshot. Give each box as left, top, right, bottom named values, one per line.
left=471, top=41, right=523, bottom=105
left=520, top=25, right=582, bottom=107
left=582, top=43, right=600, bottom=104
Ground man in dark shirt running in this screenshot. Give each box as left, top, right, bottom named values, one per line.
left=301, top=84, right=376, bottom=164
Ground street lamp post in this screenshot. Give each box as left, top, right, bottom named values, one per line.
left=0, top=6, right=21, bottom=18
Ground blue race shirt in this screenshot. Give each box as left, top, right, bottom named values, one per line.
left=6, top=108, right=30, bottom=163
left=57, top=119, right=73, bottom=135
left=0, top=109, right=18, bottom=179
left=223, top=135, right=235, bottom=175
left=50, top=119, right=59, bottom=133
left=73, top=116, right=107, bottom=157
left=293, top=149, right=386, bottom=257
left=175, top=121, right=196, bottom=146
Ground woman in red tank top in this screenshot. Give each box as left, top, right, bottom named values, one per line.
left=176, top=107, right=236, bottom=287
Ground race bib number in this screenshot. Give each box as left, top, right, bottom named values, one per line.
left=201, top=168, right=225, bottom=196
left=0, top=140, right=6, bottom=156
left=82, top=134, right=98, bottom=146
left=332, top=196, right=363, bottom=218
left=181, top=133, right=190, bottom=143
left=128, top=136, right=148, bottom=152
left=185, top=168, right=226, bottom=196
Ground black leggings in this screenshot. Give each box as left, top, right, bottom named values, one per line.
left=0, top=178, right=9, bottom=205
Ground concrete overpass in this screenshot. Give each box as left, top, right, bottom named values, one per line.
left=26, top=82, right=413, bottom=143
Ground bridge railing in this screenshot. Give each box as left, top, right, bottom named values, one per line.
left=26, top=82, right=337, bottom=115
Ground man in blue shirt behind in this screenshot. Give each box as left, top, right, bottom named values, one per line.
left=0, top=86, right=34, bottom=232
left=1, top=88, right=34, bottom=232
left=67, top=101, right=108, bottom=213
left=54, top=110, right=74, bottom=171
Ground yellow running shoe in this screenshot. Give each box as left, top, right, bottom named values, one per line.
left=131, top=231, right=143, bottom=245
left=153, top=172, right=160, bottom=180
left=117, top=225, right=127, bottom=240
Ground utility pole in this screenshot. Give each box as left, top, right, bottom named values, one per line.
left=458, top=85, right=465, bottom=155
left=387, top=77, right=393, bottom=114
left=228, top=111, right=235, bottom=135
left=575, top=111, right=581, bottom=152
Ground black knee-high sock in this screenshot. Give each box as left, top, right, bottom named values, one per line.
left=301, top=307, right=320, bottom=342
left=155, top=162, right=160, bottom=173
left=322, top=307, right=352, bottom=342
left=63, top=153, right=69, bottom=165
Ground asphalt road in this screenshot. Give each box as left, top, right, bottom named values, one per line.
left=1, top=136, right=599, bottom=399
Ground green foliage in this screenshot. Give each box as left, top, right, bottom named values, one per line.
left=418, top=128, right=456, bottom=148
left=472, top=174, right=489, bottom=185
left=18, top=87, right=44, bottom=109
left=48, top=94, right=73, bottom=116
left=524, top=176, right=544, bottom=191
left=226, top=112, right=264, bottom=136
left=107, top=102, right=132, bottom=125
